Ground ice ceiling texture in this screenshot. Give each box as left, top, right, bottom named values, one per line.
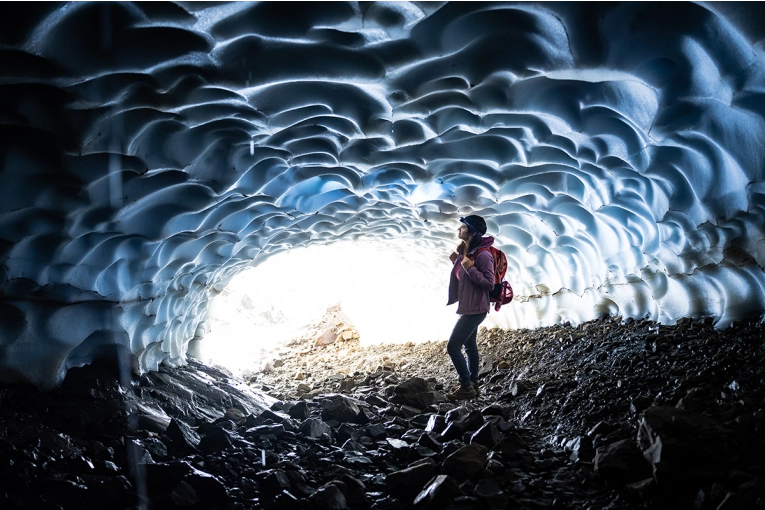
left=3, top=2, right=765, bottom=390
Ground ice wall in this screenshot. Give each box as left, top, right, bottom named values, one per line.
left=2, top=2, right=765, bottom=390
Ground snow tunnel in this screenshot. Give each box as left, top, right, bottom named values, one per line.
left=2, top=1, right=765, bottom=391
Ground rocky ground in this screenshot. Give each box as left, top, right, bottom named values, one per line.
left=1, top=314, right=764, bottom=509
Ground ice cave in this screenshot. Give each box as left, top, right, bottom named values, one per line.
left=3, top=1, right=765, bottom=390
left=2, top=3, right=765, bottom=508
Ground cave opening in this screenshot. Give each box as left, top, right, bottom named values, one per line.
left=201, top=238, right=462, bottom=376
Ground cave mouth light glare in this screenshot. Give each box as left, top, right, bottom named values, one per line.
left=200, top=240, right=459, bottom=376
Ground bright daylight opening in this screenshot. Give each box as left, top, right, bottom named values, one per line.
left=200, top=240, right=459, bottom=377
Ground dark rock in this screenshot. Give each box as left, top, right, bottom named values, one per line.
left=417, top=432, right=443, bottom=452
left=183, top=467, right=229, bottom=504
left=126, top=439, right=154, bottom=466
left=637, top=406, right=734, bottom=485
left=442, top=443, right=489, bottom=482
left=79, top=475, right=134, bottom=509
left=37, top=476, right=90, bottom=508
left=447, top=495, right=484, bottom=510
left=321, top=395, right=368, bottom=424
left=630, top=396, right=652, bottom=414
left=370, top=496, right=404, bottom=510
left=211, top=418, right=237, bottom=431
left=453, top=410, right=484, bottom=433
left=413, top=474, right=464, bottom=509
left=328, top=467, right=370, bottom=507
left=473, top=479, right=507, bottom=509
left=398, top=405, right=423, bottom=419
left=245, top=423, right=285, bottom=438
left=716, top=492, right=742, bottom=510
left=563, top=436, right=594, bottom=463
left=288, top=401, right=311, bottom=420
left=424, top=415, right=446, bottom=434
left=470, top=422, right=502, bottom=449
left=401, top=428, right=423, bottom=443
left=625, top=477, right=657, bottom=500
left=408, top=413, right=433, bottom=429
left=140, top=437, right=168, bottom=460
left=343, top=451, right=374, bottom=465
left=495, top=431, right=527, bottom=456
left=509, top=380, right=527, bottom=397
left=4, top=314, right=765, bottom=510
left=440, top=422, right=463, bottom=442
left=310, top=481, right=349, bottom=510
left=263, top=490, right=309, bottom=510
left=223, top=408, right=248, bottom=424
left=143, top=461, right=194, bottom=494
left=385, top=461, right=437, bottom=501
left=484, top=458, right=505, bottom=476
left=594, top=438, right=652, bottom=484
left=445, top=407, right=468, bottom=423
left=393, top=378, right=429, bottom=395
left=260, top=469, right=292, bottom=494
left=299, top=418, right=333, bottom=440
left=166, top=418, right=200, bottom=452
left=170, top=480, right=200, bottom=506
left=132, top=412, right=170, bottom=433
left=390, top=377, right=437, bottom=408
left=386, top=437, right=411, bottom=459
left=480, top=404, right=507, bottom=418
left=199, top=425, right=234, bottom=451
left=259, top=409, right=298, bottom=429
left=342, top=439, right=366, bottom=452
left=587, top=421, right=616, bottom=437
left=365, top=394, right=389, bottom=408
left=336, top=422, right=360, bottom=443
left=286, top=469, right=313, bottom=496
left=364, top=423, right=387, bottom=440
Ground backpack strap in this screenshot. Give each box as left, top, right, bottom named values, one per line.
left=494, top=281, right=508, bottom=311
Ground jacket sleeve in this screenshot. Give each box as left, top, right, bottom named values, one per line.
left=466, top=251, right=495, bottom=291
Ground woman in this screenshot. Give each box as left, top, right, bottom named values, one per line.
left=446, top=215, right=496, bottom=400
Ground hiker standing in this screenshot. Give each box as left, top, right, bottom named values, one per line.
left=446, top=215, right=496, bottom=400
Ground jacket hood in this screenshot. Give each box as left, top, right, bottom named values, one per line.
left=468, top=235, right=494, bottom=254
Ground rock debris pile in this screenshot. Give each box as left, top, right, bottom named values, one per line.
left=1, top=316, right=764, bottom=509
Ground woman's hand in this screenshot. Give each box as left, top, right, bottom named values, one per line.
left=461, top=257, right=475, bottom=271
left=450, top=242, right=466, bottom=263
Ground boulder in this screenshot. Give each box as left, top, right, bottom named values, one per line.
left=637, top=406, right=734, bottom=485
left=441, top=443, right=489, bottom=482
left=288, top=401, right=311, bottom=420
left=320, top=395, right=367, bottom=424
left=385, top=461, right=437, bottom=501
left=165, top=419, right=200, bottom=453
left=564, top=436, right=595, bottom=463
left=594, top=438, right=652, bottom=484
left=299, top=418, right=333, bottom=440
left=390, top=377, right=437, bottom=409
left=310, top=482, right=349, bottom=510
left=413, top=475, right=464, bottom=509
left=470, top=423, right=502, bottom=450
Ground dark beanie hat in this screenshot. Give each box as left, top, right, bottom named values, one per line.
left=460, top=215, right=487, bottom=235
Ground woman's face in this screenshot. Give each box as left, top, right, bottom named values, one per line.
left=458, top=223, right=471, bottom=241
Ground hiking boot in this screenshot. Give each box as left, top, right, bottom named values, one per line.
left=447, top=384, right=477, bottom=401
left=450, top=382, right=481, bottom=397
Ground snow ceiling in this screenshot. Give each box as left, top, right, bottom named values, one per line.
left=3, top=1, right=765, bottom=390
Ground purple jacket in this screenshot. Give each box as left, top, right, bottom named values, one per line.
left=447, top=236, right=496, bottom=314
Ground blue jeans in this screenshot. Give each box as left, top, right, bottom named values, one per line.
left=447, top=313, right=486, bottom=387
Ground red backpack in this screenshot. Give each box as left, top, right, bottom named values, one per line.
left=471, top=246, right=514, bottom=311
